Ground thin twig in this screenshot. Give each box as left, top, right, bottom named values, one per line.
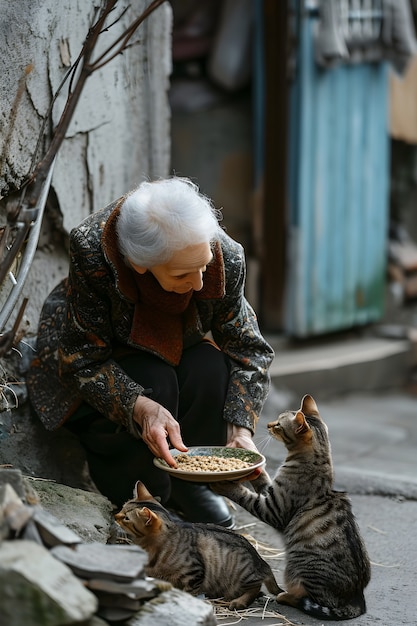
left=25, top=0, right=167, bottom=203
left=0, top=298, right=28, bottom=357
left=89, top=0, right=166, bottom=70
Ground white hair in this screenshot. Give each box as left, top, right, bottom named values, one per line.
left=116, top=177, right=222, bottom=267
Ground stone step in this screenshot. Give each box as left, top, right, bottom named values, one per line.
left=266, top=332, right=412, bottom=400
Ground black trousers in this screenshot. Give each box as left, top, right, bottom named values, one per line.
left=66, top=342, right=230, bottom=508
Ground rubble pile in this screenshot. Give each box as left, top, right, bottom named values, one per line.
left=0, top=468, right=217, bottom=626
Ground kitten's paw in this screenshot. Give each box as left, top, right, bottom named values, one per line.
left=154, top=580, right=173, bottom=592
left=251, top=471, right=272, bottom=493
left=228, top=598, right=248, bottom=611
left=228, top=588, right=262, bottom=610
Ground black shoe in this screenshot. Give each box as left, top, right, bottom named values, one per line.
left=168, top=479, right=235, bottom=529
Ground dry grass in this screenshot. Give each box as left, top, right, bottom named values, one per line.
left=211, top=596, right=298, bottom=625
left=239, top=532, right=285, bottom=562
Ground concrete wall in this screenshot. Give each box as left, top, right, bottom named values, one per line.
left=171, top=94, right=253, bottom=252
left=0, top=0, right=172, bottom=332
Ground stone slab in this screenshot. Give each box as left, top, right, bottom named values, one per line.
left=51, top=542, right=148, bottom=582
left=0, top=539, right=97, bottom=626
left=0, top=468, right=26, bottom=498
left=0, top=483, right=33, bottom=537
left=86, top=577, right=171, bottom=600
left=32, top=506, right=82, bottom=547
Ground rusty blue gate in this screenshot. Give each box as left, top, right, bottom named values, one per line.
left=284, top=2, right=390, bottom=337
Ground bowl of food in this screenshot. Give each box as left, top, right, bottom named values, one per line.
left=153, top=446, right=265, bottom=482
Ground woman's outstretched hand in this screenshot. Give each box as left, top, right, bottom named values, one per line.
left=133, top=395, right=188, bottom=467
left=226, top=423, right=258, bottom=452
left=226, top=423, right=263, bottom=480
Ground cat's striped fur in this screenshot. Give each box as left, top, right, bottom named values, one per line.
left=115, top=480, right=281, bottom=609
left=212, top=394, right=371, bottom=621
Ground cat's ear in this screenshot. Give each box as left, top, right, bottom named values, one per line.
left=300, top=394, right=320, bottom=417
left=134, top=480, right=159, bottom=503
left=294, top=411, right=311, bottom=435
left=139, top=507, right=162, bottom=532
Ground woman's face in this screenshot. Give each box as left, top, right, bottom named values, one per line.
left=130, top=242, right=213, bottom=294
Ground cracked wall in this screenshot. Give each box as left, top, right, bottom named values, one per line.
left=0, top=0, right=172, bottom=331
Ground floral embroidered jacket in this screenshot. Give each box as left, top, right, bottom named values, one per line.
left=26, top=196, right=274, bottom=435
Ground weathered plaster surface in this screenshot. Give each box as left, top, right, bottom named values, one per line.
left=0, top=0, right=172, bottom=331
left=1, top=0, right=171, bottom=216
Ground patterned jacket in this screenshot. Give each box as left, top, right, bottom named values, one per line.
left=26, top=196, right=274, bottom=435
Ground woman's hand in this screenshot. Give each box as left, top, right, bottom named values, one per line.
left=133, top=395, right=188, bottom=467
left=226, top=423, right=263, bottom=480
left=226, top=423, right=258, bottom=452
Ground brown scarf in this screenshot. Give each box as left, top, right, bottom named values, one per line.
left=129, top=241, right=225, bottom=365
left=101, top=202, right=225, bottom=364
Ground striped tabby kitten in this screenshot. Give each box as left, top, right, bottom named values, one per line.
left=115, top=480, right=281, bottom=609
left=212, top=394, right=371, bottom=621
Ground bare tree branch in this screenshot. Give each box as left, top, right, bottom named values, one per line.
left=90, top=0, right=166, bottom=70
left=0, top=0, right=168, bottom=347
left=25, top=0, right=167, bottom=202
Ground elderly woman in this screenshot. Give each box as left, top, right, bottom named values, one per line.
left=27, top=177, right=274, bottom=527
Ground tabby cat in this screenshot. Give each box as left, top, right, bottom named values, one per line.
left=115, top=480, right=281, bottom=609
left=212, top=394, right=371, bottom=621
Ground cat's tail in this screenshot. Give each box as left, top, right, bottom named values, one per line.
left=264, top=573, right=283, bottom=597
left=297, top=593, right=367, bottom=621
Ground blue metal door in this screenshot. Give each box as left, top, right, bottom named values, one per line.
left=285, top=2, right=390, bottom=336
